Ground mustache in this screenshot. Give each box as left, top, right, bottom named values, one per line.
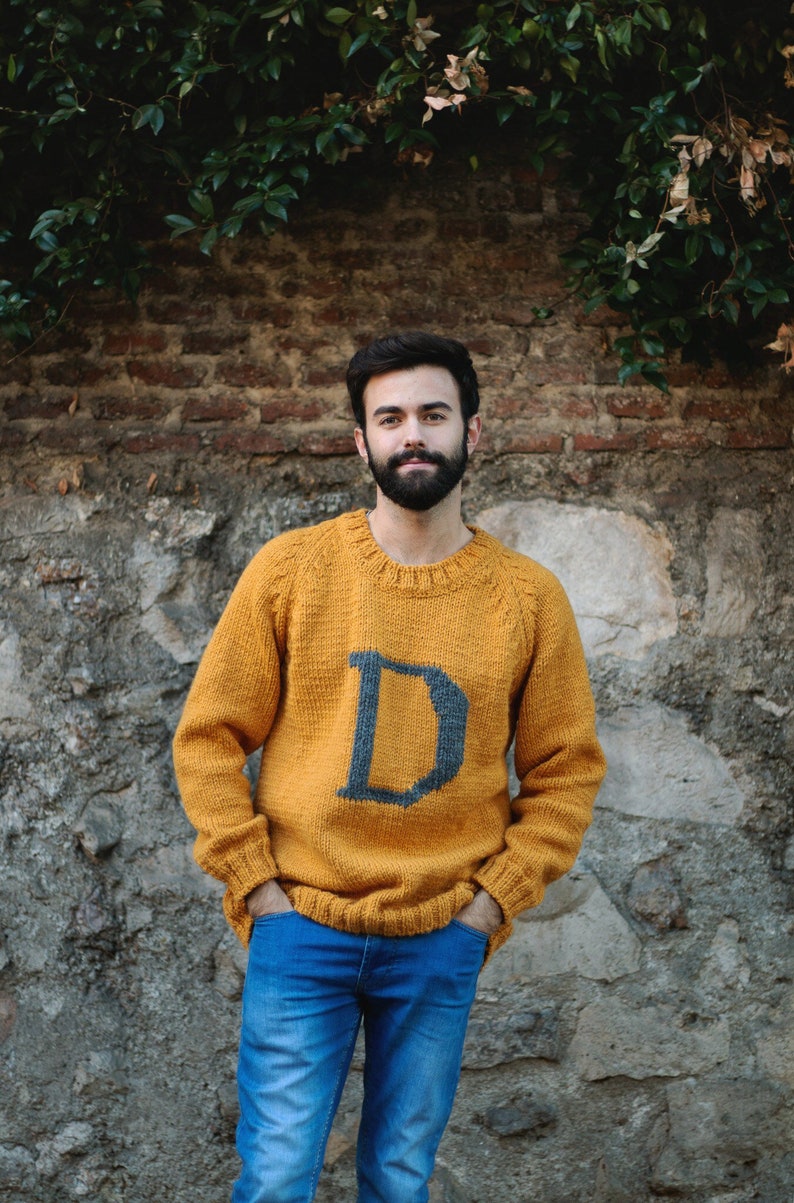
left=386, top=449, right=446, bottom=469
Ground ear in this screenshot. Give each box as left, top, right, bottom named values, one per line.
left=466, top=415, right=482, bottom=451
left=354, top=427, right=369, bottom=462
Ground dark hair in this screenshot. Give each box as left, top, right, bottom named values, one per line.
left=346, top=331, right=480, bottom=427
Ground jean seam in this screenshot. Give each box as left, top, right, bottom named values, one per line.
left=308, top=1010, right=361, bottom=1199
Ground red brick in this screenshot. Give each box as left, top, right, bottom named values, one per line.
left=467, top=338, right=498, bottom=356
left=275, top=335, right=335, bottom=354
left=0, top=428, right=28, bottom=449
left=215, top=362, right=290, bottom=389
left=646, top=429, right=713, bottom=450
left=663, top=363, right=703, bottom=388
left=103, top=331, right=168, bottom=355
left=68, top=299, right=137, bottom=327
left=560, top=397, right=597, bottom=419
left=683, top=398, right=750, bottom=422
left=479, top=250, right=534, bottom=272
left=212, top=431, right=289, bottom=454
left=95, top=396, right=170, bottom=420
left=499, top=434, right=564, bottom=453
left=487, top=396, right=550, bottom=418
left=525, top=363, right=589, bottom=387
left=303, top=367, right=346, bottom=388
left=128, top=361, right=208, bottom=388
left=573, top=432, right=640, bottom=452
left=315, top=306, right=358, bottom=326
left=146, top=301, right=215, bottom=324
left=260, top=399, right=326, bottom=423
left=5, top=395, right=72, bottom=420
left=122, top=433, right=202, bottom=454
left=491, top=301, right=553, bottom=327
left=182, top=330, right=249, bottom=355
left=228, top=303, right=293, bottom=326
left=0, top=359, right=32, bottom=386
left=298, top=433, right=356, bottom=456
left=44, top=361, right=113, bottom=387
left=37, top=428, right=105, bottom=452
left=183, top=395, right=250, bottom=422
left=573, top=303, right=625, bottom=330
left=724, top=428, right=790, bottom=449
left=33, top=327, right=93, bottom=354
left=607, top=392, right=670, bottom=419
left=702, top=366, right=739, bottom=389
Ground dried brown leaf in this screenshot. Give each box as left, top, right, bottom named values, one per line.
left=669, top=169, right=690, bottom=205
left=766, top=323, right=794, bottom=371
left=692, top=137, right=713, bottom=168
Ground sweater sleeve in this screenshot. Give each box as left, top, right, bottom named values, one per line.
left=172, top=547, right=289, bottom=919
left=473, top=570, right=606, bottom=950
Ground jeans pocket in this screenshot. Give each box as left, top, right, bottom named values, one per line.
left=252, top=909, right=297, bottom=925
left=449, top=918, right=489, bottom=943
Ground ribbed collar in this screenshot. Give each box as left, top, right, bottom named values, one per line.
left=338, top=508, right=495, bottom=595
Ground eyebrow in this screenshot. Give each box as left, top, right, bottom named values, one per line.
left=371, top=401, right=454, bottom=417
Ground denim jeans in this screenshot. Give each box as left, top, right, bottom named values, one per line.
left=232, top=910, right=487, bottom=1203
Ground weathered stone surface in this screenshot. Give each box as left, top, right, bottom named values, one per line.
left=698, top=919, right=751, bottom=993
left=428, top=1164, right=472, bottom=1203
left=0, top=992, right=16, bottom=1043
left=462, top=1002, right=559, bottom=1068
left=72, top=1049, right=128, bottom=1098
left=476, top=500, right=677, bottom=659
left=74, top=798, right=123, bottom=858
left=627, top=858, right=687, bottom=930
left=212, top=933, right=249, bottom=1000
left=486, top=870, right=641, bottom=983
left=143, top=496, right=218, bottom=551
left=482, top=1096, right=557, bottom=1139
left=702, top=508, right=764, bottom=637
left=35, top=1122, right=95, bottom=1178
left=650, top=1078, right=787, bottom=1191
left=756, top=996, right=794, bottom=1087
left=597, top=703, right=745, bottom=822
left=0, top=626, right=31, bottom=722
left=130, top=841, right=224, bottom=899
left=570, top=999, right=730, bottom=1081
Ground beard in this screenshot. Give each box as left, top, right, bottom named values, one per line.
left=363, top=431, right=469, bottom=512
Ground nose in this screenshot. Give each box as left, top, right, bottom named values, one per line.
left=402, top=416, right=425, bottom=447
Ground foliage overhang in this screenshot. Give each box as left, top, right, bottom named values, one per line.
left=1, top=0, right=793, bottom=386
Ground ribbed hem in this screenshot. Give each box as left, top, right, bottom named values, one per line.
left=286, top=882, right=477, bottom=941
left=338, top=509, right=496, bottom=595
left=473, top=859, right=545, bottom=923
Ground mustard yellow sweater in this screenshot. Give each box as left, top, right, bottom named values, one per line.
left=173, top=509, right=606, bottom=955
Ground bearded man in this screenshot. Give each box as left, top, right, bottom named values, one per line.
left=173, top=331, right=606, bottom=1203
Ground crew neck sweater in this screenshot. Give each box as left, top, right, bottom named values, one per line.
left=173, top=509, right=606, bottom=955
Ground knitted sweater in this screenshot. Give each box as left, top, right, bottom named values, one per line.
left=173, top=509, right=606, bottom=955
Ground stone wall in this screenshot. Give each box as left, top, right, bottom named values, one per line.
left=1, top=154, right=792, bottom=1202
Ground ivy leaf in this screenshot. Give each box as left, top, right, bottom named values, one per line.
left=325, top=7, right=354, bottom=25
left=164, top=214, right=197, bottom=235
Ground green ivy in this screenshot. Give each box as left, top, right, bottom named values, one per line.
left=0, top=1, right=792, bottom=384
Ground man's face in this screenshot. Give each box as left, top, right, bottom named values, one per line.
left=354, top=365, right=481, bottom=512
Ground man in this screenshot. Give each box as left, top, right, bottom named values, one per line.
left=173, top=331, right=606, bottom=1203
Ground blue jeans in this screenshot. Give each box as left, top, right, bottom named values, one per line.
left=232, top=910, right=487, bottom=1203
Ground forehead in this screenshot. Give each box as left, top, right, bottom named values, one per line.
left=362, top=364, right=462, bottom=415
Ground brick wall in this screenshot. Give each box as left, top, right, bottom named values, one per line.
left=3, top=157, right=791, bottom=486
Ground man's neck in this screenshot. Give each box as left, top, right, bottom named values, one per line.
left=366, top=490, right=473, bottom=566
